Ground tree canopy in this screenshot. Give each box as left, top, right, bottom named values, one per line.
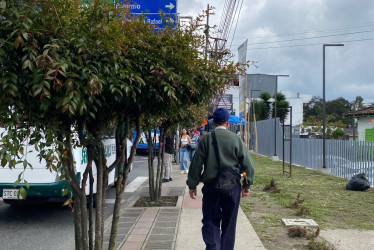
left=0, top=1, right=241, bottom=249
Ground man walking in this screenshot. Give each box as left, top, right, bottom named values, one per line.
left=162, top=132, right=175, bottom=183
left=187, top=107, right=255, bottom=250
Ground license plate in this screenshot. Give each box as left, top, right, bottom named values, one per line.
left=2, top=189, right=21, bottom=200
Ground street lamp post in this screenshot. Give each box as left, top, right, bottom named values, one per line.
left=273, top=75, right=289, bottom=159
left=322, top=44, right=344, bottom=168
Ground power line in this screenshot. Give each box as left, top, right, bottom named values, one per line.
left=220, top=0, right=237, bottom=42
left=219, top=0, right=230, bottom=33
left=225, top=0, right=241, bottom=48
left=245, top=37, right=374, bottom=51
left=229, top=0, right=243, bottom=50
left=244, top=21, right=374, bottom=39
left=244, top=29, right=374, bottom=46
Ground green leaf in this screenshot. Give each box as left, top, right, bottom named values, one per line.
left=62, top=188, right=69, bottom=197
left=1, top=157, right=6, bottom=167
left=13, top=179, right=20, bottom=188
left=19, top=187, right=27, bottom=200
left=0, top=1, right=6, bottom=9
left=62, top=198, right=73, bottom=206
left=33, top=87, right=42, bottom=97
left=24, top=180, right=30, bottom=189
left=14, top=35, right=24, bottom=49
left=23, top=160, right=27, bottom=169
left=21, top=31, right=29, bottom=41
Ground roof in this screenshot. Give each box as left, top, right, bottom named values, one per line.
left=344, top=106, right=374, bottom=117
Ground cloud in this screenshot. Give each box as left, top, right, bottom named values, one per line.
left=178, top=0, right=374, bottom=103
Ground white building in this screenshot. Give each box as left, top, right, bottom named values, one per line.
left=281, top=91, right=312, bottom=126
left=345, top=107, right=374, bottom=141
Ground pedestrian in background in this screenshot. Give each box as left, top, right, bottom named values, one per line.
left=162, top=131, right=175, bottom=183
left=186, top=107, right=255, bottom=250
left=189, top=129, right=200, bottom=161
left=177, top=128, right=191, bottom=174
left=194, top=127, right=200, bottom=136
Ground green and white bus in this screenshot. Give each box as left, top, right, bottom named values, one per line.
left=0, top=128, right=131, bottom=205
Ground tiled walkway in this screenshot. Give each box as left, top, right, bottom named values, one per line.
left=103, top=186, right=184, bottom=250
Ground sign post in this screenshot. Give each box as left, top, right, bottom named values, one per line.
left=238, top=39, right=248, bottom=144
left=116, top=0, right=178, bottom=29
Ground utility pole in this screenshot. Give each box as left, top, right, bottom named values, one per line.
left=322, top=44, right=344, bottom=168
left=244, top=74, right=248, bottom=147
left=204, top=4, right=209, bottom=62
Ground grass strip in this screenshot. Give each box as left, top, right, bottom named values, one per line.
left=241, top=154, right=374, bottom=230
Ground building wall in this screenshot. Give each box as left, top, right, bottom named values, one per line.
left=224, top=86, right=240, bottom=116
left=284, top=98, right=304, bottom=125
left=281, top=92, right=312, bottom=126
left=357, top=116, right=374, bottom=141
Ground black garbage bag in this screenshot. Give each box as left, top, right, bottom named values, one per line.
left=346, top=173, right=371, bottom=191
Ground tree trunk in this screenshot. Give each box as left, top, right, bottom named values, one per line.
left=101, top=167, right=108, bottom=242
left=80, top=193, right=89, bottom=250
left=147, top=129, right=156, bottom=200
left=74, top=193, right=83, bottom=250
left=108, top=163, right=126, bottom=250
left=60, top=130, right=88, bottom=250
left=156, top=127, right=167, bottom=202
left=94, top=144, right=105, bottom=250
left=88, top=167, right=94, bottom=250
left=108, top=115, right=141, bottom=250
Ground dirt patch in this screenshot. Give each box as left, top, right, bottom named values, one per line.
left=133, top=196, right=178, bottom=207
left=242, top=193, right=331, bottom=250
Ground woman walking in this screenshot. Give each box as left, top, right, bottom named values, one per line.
left=177, top=128, right=191, bottom=174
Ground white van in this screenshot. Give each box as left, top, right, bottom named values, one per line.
left=0, top=128, right=132, bottom=205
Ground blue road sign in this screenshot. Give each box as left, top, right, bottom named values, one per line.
left=116, top=0, right=177, bottom=29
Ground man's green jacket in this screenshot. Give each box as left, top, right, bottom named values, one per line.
left=186, top=128, right=255, bottom=190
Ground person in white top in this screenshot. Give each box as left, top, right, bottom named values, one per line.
left=177, top=128, right=191, bottom=173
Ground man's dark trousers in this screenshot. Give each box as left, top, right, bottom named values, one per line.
left=201, top=182, right=241, bottom=250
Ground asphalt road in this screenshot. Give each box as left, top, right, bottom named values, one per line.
left=0, top=155, right=150, bottom=250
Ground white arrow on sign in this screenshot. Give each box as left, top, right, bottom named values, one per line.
left=165, top=3, right=175, bottom=11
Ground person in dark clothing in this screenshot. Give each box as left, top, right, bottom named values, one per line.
left=187, top=108, right=255, bottom=250
left=162, top=133, right=175, bottom=182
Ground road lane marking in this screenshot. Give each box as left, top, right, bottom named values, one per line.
left=104, top=177, right=148, bottom=204
left=125, top=176, right=148, bottom=193
left=105, top=199, right=115, bottom=204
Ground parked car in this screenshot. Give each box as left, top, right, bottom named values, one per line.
left=322, top=155, right=374, bottom=180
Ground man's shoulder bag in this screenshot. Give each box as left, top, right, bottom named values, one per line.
left=211, top=131, right=241, bottom=195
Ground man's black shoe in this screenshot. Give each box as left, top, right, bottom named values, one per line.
left=162, top=178, right=170, bottom=183
left=169, top=178, right=173, bottom=181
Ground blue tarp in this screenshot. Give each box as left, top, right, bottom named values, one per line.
left=209, top=115, right=245, bottom=124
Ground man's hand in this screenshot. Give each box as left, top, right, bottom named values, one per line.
left=241, top=188, right=250, bottom=197
left=189, top=189, right=197, bottom=199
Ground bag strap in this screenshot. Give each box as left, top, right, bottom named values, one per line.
left=211, top=131, right=221, bottom=169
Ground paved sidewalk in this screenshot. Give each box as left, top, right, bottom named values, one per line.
left=104, top=163, right=265, bottom=250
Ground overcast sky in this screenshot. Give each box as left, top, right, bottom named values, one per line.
left=178, top=0, right=374, bottom=104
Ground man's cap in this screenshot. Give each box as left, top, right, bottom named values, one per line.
left=213, top=108, right=230, bottom=123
